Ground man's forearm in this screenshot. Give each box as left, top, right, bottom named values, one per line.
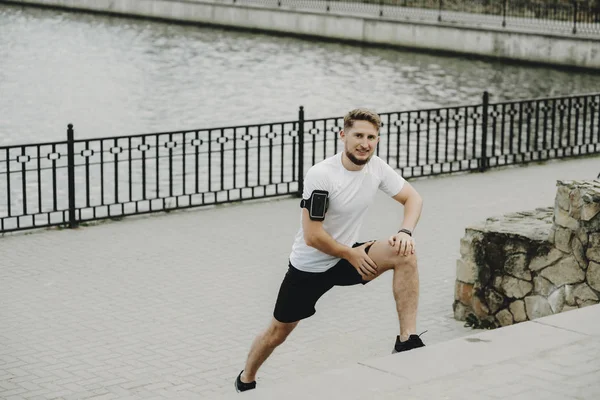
left=305, top=229, right=351, bottom=259
left=400, top=196, right=423, bottom=232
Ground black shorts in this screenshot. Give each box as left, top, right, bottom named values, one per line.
left=273, top=241, right=374, bottom=323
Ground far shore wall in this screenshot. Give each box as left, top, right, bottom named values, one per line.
left=2, top=0, right=600, bottom=70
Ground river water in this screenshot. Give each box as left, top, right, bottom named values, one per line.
left=2, top=3, right=600, bottom=146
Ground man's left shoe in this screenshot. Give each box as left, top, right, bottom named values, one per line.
left=235, top=370, right=256, bottom=393
left=392, top=334, right=425, bottom=354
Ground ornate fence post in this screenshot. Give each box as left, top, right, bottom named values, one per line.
left=480, top=91, right=489, bottom=172
left=67, top=124, right=78, bottom=228
left=298, top=106, right=305, bottom=197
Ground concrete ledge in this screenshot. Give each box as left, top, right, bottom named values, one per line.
left=3, top=0, right=600, bottom=70
left=220, top=304, right=600, bottom=399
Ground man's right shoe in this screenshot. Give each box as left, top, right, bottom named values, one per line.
left=392, top=334, right=425, bottom=354
left=235, top=370, right=256, bottom=393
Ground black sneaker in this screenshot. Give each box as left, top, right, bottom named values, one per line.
left=235, top=370, right=256, bottom=393
left=392, top=334, right=426, bottom=354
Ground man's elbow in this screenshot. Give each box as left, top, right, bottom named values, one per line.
left=304, top=232, right=317, bottom=248
left=414, top=193, right=423, bottom=206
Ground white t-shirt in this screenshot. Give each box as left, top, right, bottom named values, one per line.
left=289, top=153, right=405, bottom=272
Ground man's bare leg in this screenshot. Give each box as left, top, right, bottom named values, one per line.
left=392, top=255, right=419, bottom=341
left=365, top=242, right=420, bottom=340
left=241, top=318, right=298, bottom=383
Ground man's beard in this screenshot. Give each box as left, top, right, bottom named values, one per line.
left=345, top=150, right=372, bottom=166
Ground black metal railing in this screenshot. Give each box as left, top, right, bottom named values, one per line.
left=225, top=0, right=600, bottom=35
left=1, top=92, right=599, bottom=233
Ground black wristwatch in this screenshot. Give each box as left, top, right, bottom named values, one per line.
left=398, top=228, right=412, bottom=236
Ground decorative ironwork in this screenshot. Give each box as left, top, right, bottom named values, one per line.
left=1, top=92, right=599, bottom=233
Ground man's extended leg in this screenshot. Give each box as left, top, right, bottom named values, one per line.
left=240, top=318, right=299, bottom=384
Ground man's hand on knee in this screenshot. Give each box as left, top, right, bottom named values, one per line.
left=346, top=241, right=377, bottom=280
left=388, top=231, right=415, bottom=256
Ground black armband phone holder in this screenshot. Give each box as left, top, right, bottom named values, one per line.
left=300, top=190, right=329, bottom=221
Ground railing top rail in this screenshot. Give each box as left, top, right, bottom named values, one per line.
left=0, top=139, right=68, bottom=151
left=69, top=119, right=302, bottom=144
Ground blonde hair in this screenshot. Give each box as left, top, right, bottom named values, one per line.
left=343, top=108, right=381, bottom=132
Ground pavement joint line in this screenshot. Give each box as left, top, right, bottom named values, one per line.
left=531, top=321, right=597, bottom=337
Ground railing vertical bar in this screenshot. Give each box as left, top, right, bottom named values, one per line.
left=518, top=103, right=524, bottom=157
left=233, top=128, right=237, bottom=189
left=311, top=122, right=316, bottom=167
left=244, top=127, right=249, bottom=188
left=194, top=131, right=199, bottom=194
left=298, top=106, right=304, bottom=196
left=425, top=110, right=431, bottom=166
left=208, top=130, right=212, bottom=193
left=280, top=124, right=284, bottom=185
left=559, top=100, right=566, bottom=157
left=20, top=146, right=27, bottom=216
left=491, top=105, right=497, bottom=164
left=481, top=92, right=489, bottom=172
left=155, top=135, right=160, bottom=205
left=567, top=97, right=573, bottom=153
left=37, top=145, right=42, bottom=214
left=582, top=96, right=588, bottom=149
left=257, top=126, right=261, bottom=188
left=113, top=138, right=119, bottom=206
left=100, top=141, right=105, bottom=206
left=416, top=112, right=421, bottom=172
left=385, top=114, right=390, bottom=164
left=85, top=142, right=90, bottom=208
left=574, top=96, right=581, bottom=147
left=220, top=129, right=225, bottom=191
left=596, top=95, right=600, bottom=146
left=443, top=109, right=449, bottom=168
left=268, top=124, right=273, bottom=185
left=542, top=101, right=548, bottom=156
left=526, top=101, right=532, bottom=155
left=396, top=113, right=401, bottom=169
left=52, top=144, right=57, bottom=212
left=292, top=124, right=297, bottom=183
left=500, top=103, right=506, bottom=163
left=472, top=107, right=477, bottom=168
left=128, top=137, right=132, bottom=202
left=508, top=104, right=515, bottom=158
left=169, top=133, right=173, bottom=197
left=463, top=107, right=469, bottom=160
left=182, top=132, right=187, bottom=196
left=407, top=112, right=411, bottom=170
left=324, top=120, right=328, bottom=159
left=551, top=99, right=557, bottom=154
left=434, top=110, right=440, bottom=165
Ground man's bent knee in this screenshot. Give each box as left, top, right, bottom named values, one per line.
left=393, top=252, right=418, bottom=270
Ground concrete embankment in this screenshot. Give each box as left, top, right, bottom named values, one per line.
left=2, top=0, right=600, bottom=70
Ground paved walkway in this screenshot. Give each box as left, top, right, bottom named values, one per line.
left=1, top=156, right=598, bottom=399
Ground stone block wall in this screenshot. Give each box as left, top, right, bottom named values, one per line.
left=453, top=180, right=600, bottom=327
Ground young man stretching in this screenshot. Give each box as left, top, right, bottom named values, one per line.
left=236, top=108, right=424, bottom=392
